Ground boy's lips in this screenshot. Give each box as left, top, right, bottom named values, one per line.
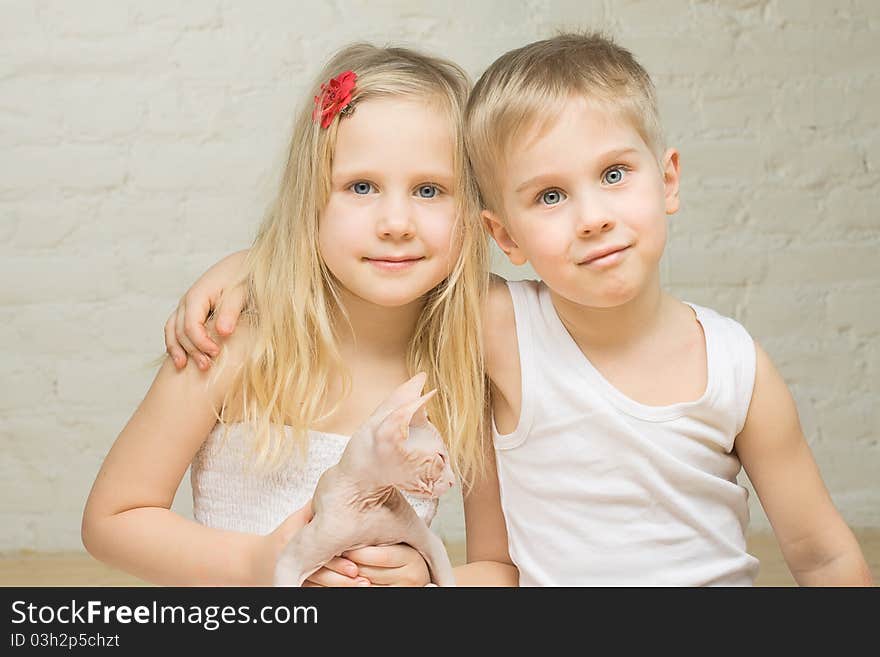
left=363, top=255, right=425, bottom=271
left=578, top=244, right=631, bottom=269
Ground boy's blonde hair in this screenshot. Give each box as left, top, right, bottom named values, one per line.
left=222, top=43, right=489, bottom=485
left=465, top=32, right=665, bottom=217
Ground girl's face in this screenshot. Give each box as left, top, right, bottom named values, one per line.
left=319, top=97, right=461, bottom=309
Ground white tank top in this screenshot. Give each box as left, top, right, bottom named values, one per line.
left=191, top=423, right=438, bottom=535
left=493, top=280, right=760, bottom=586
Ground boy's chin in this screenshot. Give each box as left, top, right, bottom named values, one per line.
left=557, top=284, right=641, bottom=310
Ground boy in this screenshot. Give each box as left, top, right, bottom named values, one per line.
left=165, top=33, right=871, bottom=586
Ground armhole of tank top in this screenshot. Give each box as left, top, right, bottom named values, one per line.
left=492, top=280, right=536, bottom=451
left=732, top=319, right=757, bottom=436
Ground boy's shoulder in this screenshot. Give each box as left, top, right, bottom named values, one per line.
left=485, top=274, right=515, bottom=338
left=682, top=300, right=753, bottom=343
left=484, top=275, right=545, bottom=331
left=483, top=275, right=521, bottom=384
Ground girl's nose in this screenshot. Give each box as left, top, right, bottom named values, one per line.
left=377, top=196, right=415, bottom=239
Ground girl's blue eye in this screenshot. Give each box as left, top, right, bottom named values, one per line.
left=416, top=185, right=438, bottom=199
left=351, top=181, right=374, bottom=195
left=603, top=167, right=626, bottom=185
left=540, top=189, right=565, bottom=206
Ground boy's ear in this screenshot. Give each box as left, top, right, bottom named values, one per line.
left=481, top=209, right=528, bottom=266
left=662, top=148, right=681, bottom=216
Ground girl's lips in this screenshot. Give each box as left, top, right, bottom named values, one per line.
left=364, top=257, right=424, bottom=272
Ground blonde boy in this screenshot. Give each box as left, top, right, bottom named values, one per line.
left=467, top=32, right=870, bottom=585
left=165, top=33, right=871, bottom=586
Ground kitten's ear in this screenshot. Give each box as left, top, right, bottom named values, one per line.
left=369, top=373, right=426, bottom=426
left=410, top=389, right=435, bottom=426
left=375, top=389, right=437, bottom=443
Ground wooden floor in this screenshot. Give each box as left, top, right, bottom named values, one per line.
left=2, top=531, right=878, bottom=587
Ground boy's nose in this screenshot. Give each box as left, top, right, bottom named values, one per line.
left=576, top=208, right=615, bottom=237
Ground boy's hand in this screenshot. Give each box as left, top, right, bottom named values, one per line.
left=164, top=250, right=249, bottom=370
left=341, top=544, right=431, bottom=587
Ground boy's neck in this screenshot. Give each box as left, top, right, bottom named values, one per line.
left=549, top=275, right=670, bottom=351
left=334, top=288, right=424, bottom=357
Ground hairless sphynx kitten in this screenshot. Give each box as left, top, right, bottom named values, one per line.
left=274, top=373, right=457, bottom=586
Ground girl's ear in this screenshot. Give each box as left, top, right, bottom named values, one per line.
left=482, top=210, right=528, bottom=266
left=662, top=148, right=681, bottom=216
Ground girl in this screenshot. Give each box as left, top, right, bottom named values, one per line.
left=81, top=43, right=516, bottom=586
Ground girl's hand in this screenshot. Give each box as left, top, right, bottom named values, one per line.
left=260, top=501, right=313, bottom=585
left=267, top=501, right=367, bottom=587
left=342, top=544, right=431, bottom=587
left=164, top=250, right=249, bottom=370
left=302, top=557, right=371, bottom=587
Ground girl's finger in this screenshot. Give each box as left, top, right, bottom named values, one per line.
left=304, top=567, right=369, bottom=588
left=342, top=545, right=406, bottom=568
left=322, top=556, right=360, bottom=579
left=355, top=564, right=427, bottom=587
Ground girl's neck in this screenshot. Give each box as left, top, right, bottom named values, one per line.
left=550, top=274, right=671, bottom=352
left=334, top=287, right=424, bottom=358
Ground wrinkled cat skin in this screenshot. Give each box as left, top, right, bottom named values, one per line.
left=274, top=373, right=457, bottom=587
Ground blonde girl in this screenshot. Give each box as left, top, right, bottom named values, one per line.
left=82, top=43, right=515, bottom=586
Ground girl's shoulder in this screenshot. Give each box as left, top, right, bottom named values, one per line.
left=203, top=316, right=256, bottom=422
left=210, top=315, right=255, bottom=365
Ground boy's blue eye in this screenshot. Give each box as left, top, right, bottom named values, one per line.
left=540, top=189, right=565, bottom=206
left=351, top=181, right=374, bottom=195
left=603, top=167, right=626, bottom=185
left=416, top=185, right=438, bottom=199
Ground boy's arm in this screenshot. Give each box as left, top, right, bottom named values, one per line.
left=454, top=423, right=519, bottom=587
left=165, top=249, right=250, bottom=370
left=735, top=342, right=873, bottom=586
left=447, top=275, right=519, bottom=587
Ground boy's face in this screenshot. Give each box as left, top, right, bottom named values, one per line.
left=483, top=95, right=680, bottom=309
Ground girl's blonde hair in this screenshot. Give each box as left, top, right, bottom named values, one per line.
left=221, top=43, right=489, bottom=485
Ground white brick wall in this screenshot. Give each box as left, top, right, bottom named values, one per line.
left=1, top=0, right=877, bottom=552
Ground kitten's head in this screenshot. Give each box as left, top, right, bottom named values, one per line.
left=360, top=373, right=455, bottom=498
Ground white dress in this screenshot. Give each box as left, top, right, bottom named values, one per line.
left=191, top=423, right=438, bottom=534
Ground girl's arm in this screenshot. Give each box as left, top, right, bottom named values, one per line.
left=81, top=326, right=298, bottom=586
left=165, top=249, right=250, bottom=370
left=735, top=342, right=873, bottom=586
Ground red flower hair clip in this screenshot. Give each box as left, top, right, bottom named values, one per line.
left=313, top=70, right=357, bottom=129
